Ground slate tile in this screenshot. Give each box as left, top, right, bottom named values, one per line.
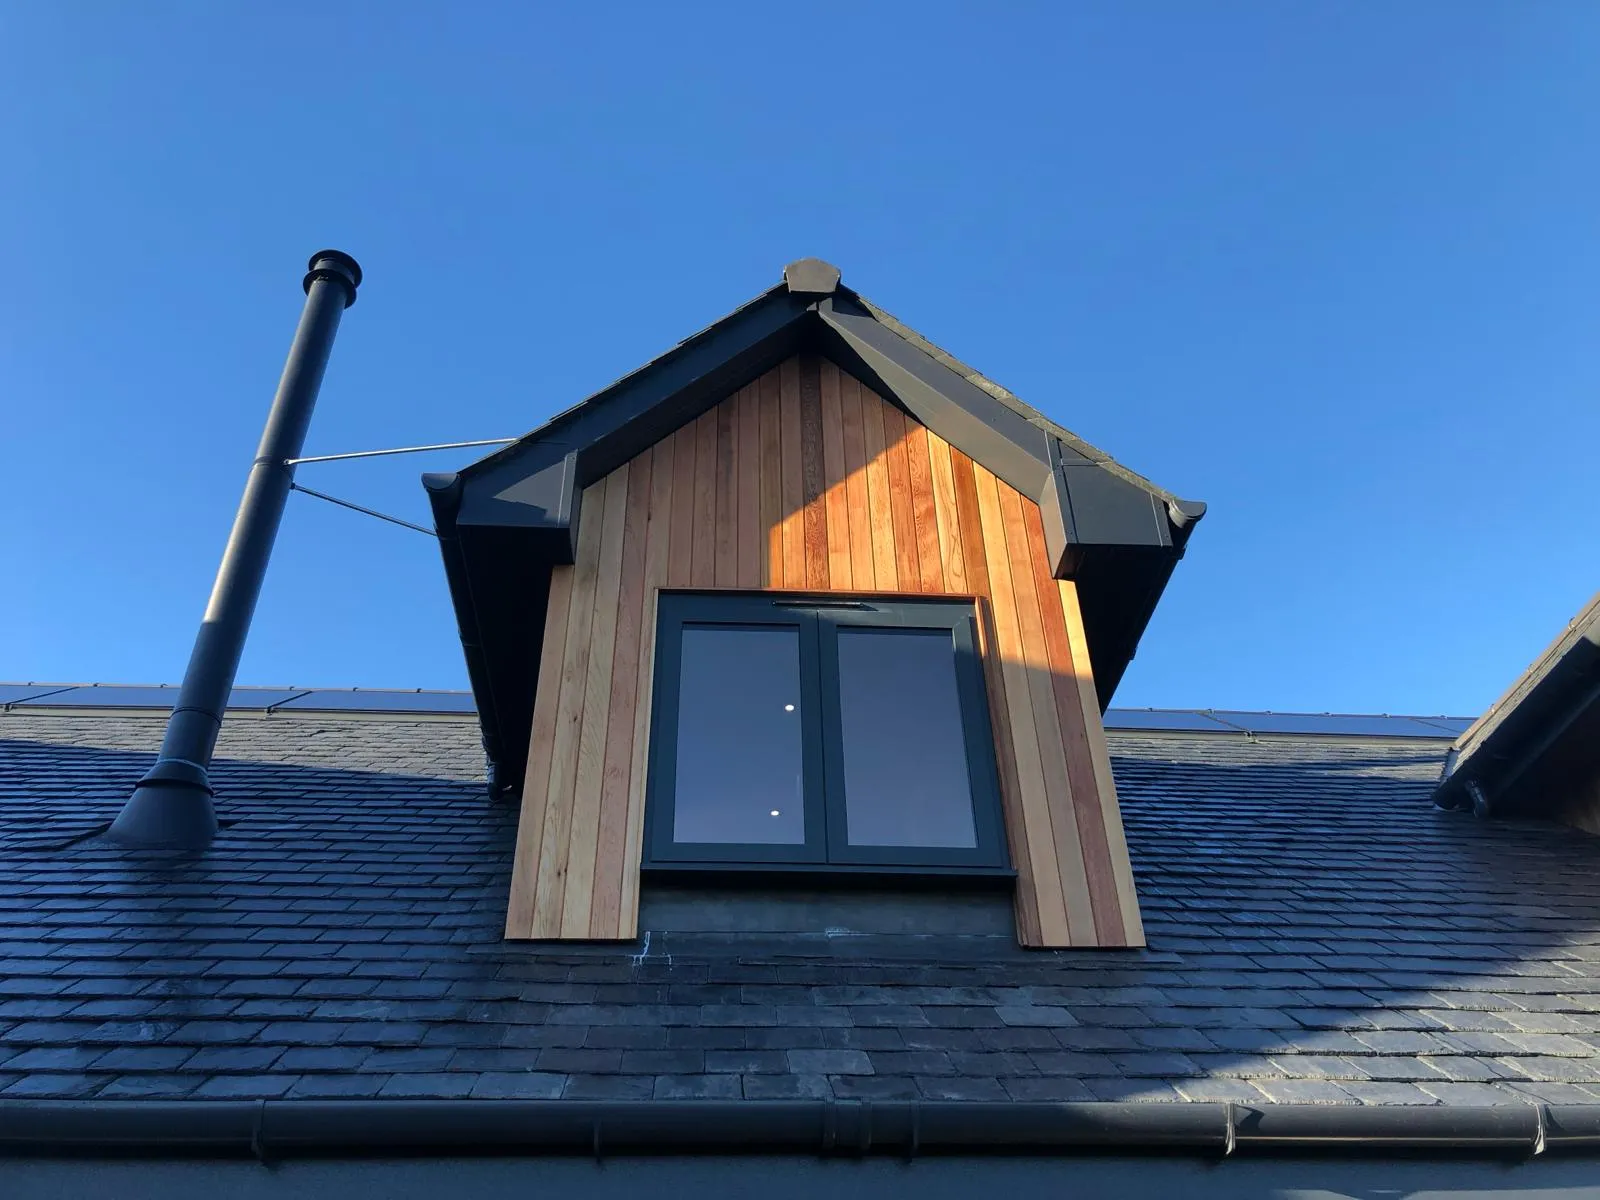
left=3, top=1020, right=98, bottom=1044
left=89, top=1046, right=197, bottom=1072
left=1050, top=1027, right=1142, bottom=1052
left=192, top=1075, right=299, bottom=1098
left=181, top=1046, right=285, bottom=1072
left=377, top=1073, right=476, bottom=1098
left=277, top=1047, right=371, bottom=1072
left=1108, top=1052, right=1200, bottom=1078
left=1249, top=1079, right=1355, bottom=1104
left=742, top=1073, right=832, bottom=1100
left=96, top=1074, right=202, bottom=1098
left=360, top=1047, right=455, bottom=1072
left=1417, top=1056, right=1516, bottom=1082
left=1028, top=1051, right=1116, bottom=1076
left=822, top=1027, right=905, bottom=1051
left=1337, top=1082, right=1441, bottom=1105
left=1267, top=1055, right=1369, bottom=1081
left=583, top=1027, right=669, bottom=1050
left=537, top=1048, right=623, bottom=1074
left=1078, top=1078, right=1182, bottom=1102
left=903, top=1029, right=984, bottom=1052
left=1002, top=1076, right=1096, bottom=1102
left=501, top=1026, right=586, bottom=1050
left=920, top=1006, right=1002, bottom=1028
left=288, top=1074, right=393, bottom=1098
left=1416, top=1081, right=1527, bottom=1106
left=1129, top=1027, right=1218, bottom=1053
left=1504, top=1081, right=1600, bottom=1104
left=705, top=1050, right=787, bottom=1074
left=1500, top=1033, right=1594, bottom=1057
left=788, top=1049, right=872, bottom=1075
left=977, top=1027, right=1059, bottom=1052
left=5, top=1046, right=109, bottom=1071
left=653, top=1074, right=742, bottom=1100
left=1173, top=1079, right=1271, bottom=1103
left=666, top=1027, right=747, bottom=1050
left=468, top=1072, right=566, bottom=1099
left=745, top=1028, right=825, bottom=1051
left=168, top=1020, right=267, bottom=1044
left=563, top=1074, right=653, bottom=1100
left=844, top=1006, right=928, bottom=1028
left=1417, top=1010, right=1520, bottom=1033
left=620, top=1050, right=704, bottom=1075
left=995, top=1006, right=1078, bottom=1028
left=917, top=1076, right=1008, bottom=1101
left=1, top=1073, right=105, bottom=1098
left=1352, top=1031, right=1452, bottom=1055
left=1498, top=1056, right=1600, bottom=1083
left=867, top=1051, right=954, bottom=1076
left=831, top=1075, right=920, bottom=1100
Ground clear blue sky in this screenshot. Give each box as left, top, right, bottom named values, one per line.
left=4, top=3, right=1596, bottom=717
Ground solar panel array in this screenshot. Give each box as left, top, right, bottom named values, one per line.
left=1, top=683, right=1470, bottom=738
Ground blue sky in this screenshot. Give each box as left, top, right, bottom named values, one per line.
left=3, top=3, right=1596, bottom=716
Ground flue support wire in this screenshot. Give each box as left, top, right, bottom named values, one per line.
left=290, top=483, right=437, bottom=538
left=284, top=437, right=516, bottom=466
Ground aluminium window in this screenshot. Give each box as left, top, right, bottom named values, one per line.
left=643, top=592, right=1010, bottom=873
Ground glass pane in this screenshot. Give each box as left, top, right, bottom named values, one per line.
left=837, top=628, right=977, bottom=848
left=673, top=625, right=806, bottom=845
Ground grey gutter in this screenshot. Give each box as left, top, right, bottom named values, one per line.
left=2, top=1100, right=1598, bottom=1159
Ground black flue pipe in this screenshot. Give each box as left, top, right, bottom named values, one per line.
left=109, top=250, right=362, bottom=849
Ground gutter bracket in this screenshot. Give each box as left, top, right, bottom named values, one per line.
left=250, top=1098, right=270, bottom=1165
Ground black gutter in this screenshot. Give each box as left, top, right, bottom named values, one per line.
left=2, top=1100, right=1598, bottom=1159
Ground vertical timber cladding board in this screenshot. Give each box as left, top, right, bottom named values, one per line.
left=504, top=353, right=1143, bottom=947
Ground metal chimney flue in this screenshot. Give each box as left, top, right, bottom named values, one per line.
left=109, top=250, right=363, bottom=849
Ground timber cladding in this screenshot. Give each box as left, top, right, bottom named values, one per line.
left=505, top=353, right=1144, bottom=948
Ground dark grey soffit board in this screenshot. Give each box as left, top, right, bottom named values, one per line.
left=2, top=1099, right=1598, bottom=1159
left=1435, top=590, right=1600, bottom=815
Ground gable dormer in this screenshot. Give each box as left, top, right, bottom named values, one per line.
left=425, top=261, right=1204, bottom=948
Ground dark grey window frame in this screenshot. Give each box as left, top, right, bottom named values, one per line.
left=643, top=591, right=1012, bottom=877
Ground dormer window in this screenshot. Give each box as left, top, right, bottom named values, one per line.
left=435, top=262, right=1202, bottom=947
left=644, top=592, right=1009, bottom=873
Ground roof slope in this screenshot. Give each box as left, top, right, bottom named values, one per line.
left=3, top=709, right=1598, bottom=1106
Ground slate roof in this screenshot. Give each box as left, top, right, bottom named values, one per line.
left=2, top=707, right=1599, bottom=1106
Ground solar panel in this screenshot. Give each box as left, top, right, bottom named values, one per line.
left=1102, top=709, right=1237, bottom=732
left=0, top=684, right=78, bottom=707
left=272, top=689, right=478, bottom=714
left=1205, top=711, right=1458, bottom=738
left=11, top=685, right=314, bottom=710
left=1413, top=716, right=1476, bottom=736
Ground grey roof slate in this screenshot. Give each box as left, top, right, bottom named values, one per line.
left=2, top=707, right=1598, bottom=1107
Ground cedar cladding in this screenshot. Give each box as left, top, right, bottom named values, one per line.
left=504, top=354, right=1144, bottom=948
